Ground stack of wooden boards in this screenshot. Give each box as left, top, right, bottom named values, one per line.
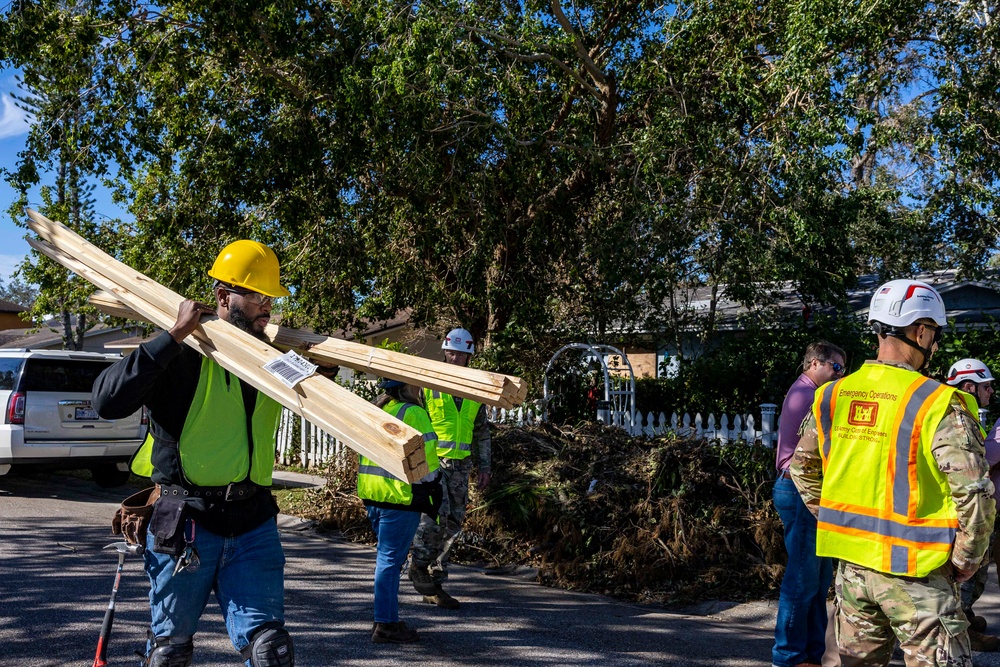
left=86, top=292, right=527, bottom=410
left=25, top=209, right=527, bottom=484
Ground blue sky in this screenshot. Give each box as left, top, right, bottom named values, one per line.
left=0, top=68, right=128, bottom=286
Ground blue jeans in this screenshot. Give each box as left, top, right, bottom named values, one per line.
left=144, top=518, right=286, bottom=664
left=367, top=506, right=422, bottom=623
left=772, top=476, right=833, bottom=667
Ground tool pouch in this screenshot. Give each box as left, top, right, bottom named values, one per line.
left=112, top=485, right=160, bottom=546
left=148, top=494, right=188, bottom=557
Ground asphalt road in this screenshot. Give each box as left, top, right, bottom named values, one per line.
left=4, top=469, right=1000, bottom=666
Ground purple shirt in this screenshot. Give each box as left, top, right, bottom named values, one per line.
left=985, top=418, right=1000, bottom=501
left=776, top=373, right=819, bottom=472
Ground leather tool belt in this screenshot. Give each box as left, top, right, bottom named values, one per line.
left=158, top=481, right=259, bottom=502
left=112, top=485, right=161, bottom=545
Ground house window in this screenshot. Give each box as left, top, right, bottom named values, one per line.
left=657, top=349, right=679, bottom=379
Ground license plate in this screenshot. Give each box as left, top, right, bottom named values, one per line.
left=74, top=407, right=99, bottom=420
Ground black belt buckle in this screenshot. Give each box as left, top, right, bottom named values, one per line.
left=224, top=483, right=236, bottom=501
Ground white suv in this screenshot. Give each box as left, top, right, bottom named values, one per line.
left=0, top=349, right=146, bottom=487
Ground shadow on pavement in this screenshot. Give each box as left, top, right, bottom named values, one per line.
left=1, top=482, right=778, bottom=666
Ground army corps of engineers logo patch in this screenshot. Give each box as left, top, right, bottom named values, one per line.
left=848, top=400, right=879, bottom=426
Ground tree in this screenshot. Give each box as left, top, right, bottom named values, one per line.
left=3, top=0, right=112, bottom=349
left=0, top=274, right=38, bottom=309
left=2, top=0, right=998, bottom=368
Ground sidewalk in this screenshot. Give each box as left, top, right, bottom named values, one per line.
left=272, top=523, right=779, bottom=666
left=272, top=469, right=327, bottom=489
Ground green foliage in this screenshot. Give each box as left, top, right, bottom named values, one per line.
left=3, top=0, right=1000, bottom=364
left=637, top=313, right=872, bottom=416
left=928, top=319, right=1000, bottom=426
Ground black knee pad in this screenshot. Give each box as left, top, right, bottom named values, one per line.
left=147, top=636, right=193, bottom=667
left=242, top=625, right=294, bottom=667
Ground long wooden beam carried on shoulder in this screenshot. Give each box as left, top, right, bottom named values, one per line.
left=87, top=291, right=528, bottom=409
left=25, top=210, right=428, bottom=483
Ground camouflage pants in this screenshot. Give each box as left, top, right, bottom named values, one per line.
left=410, top=457, right=472, bottom=583
left=835, top=560, right=971, bottom=667
left=959, top=519, right=997, bottom=613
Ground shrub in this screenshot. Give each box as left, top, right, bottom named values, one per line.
left=315, top=423, right=786, bottom=605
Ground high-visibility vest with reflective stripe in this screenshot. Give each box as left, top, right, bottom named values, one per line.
left=129, top=357, right=283, bottom=485
left=357, top=400, right=440, bottom=505
left=423, top=389, right=480, bottom=460
left=813, top=363, right=980, bottom=577
left=181, top=357, right=283, bottom=486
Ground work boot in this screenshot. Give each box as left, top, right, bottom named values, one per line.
left=371, top=621, right=420, bottom=644
left=423, top=586, right=460, bottom=610
left=970, top=630, right=1000, bottom=652
left=965, top=608, right=988, bottom=632
left=409, top=564, right=437, bottom=596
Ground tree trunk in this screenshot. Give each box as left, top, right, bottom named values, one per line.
left=73, top=312, right=86, bottom=351
left=61, top=309, right=72, bottom=350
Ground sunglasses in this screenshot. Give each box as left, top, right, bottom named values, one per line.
left=222, top=287, right=273, bottom=307
left=823, top=360, right=846, bottom=374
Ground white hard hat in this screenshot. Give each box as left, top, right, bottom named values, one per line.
left=946, top=358, right=994, bottom=386
left=442, top=328, right=475, bottom=354
left=868, top=279, right=947, bottom=328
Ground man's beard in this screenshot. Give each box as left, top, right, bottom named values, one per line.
left=228, top=302, right=268, bottom=341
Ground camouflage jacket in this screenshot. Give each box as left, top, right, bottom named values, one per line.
left=790, top=359, right=996, bottom=572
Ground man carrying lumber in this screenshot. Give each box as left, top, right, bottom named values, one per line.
left=409, top=327, right=492, bottom=609
left=93, top=240, right=295, bottom=667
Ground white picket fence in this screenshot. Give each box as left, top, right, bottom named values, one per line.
left=275, top=402, right=780, bottom=469
left=275, top=408, right=350, bottom=468
left=487, top=403, right=779, bottom=446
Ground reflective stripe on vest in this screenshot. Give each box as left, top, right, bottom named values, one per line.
left=813, top=364, right=973, bottom=577
left=169, top=358, right=281, bottom=486
left=814, top=380, right=839, bottom=463
left=424, top=389, right=480, bottom=459
left=359, top=463, right=439, bottom=485
left=357, top=400, right=441, bottom=504
left=437, top=440, right=472, bottom=453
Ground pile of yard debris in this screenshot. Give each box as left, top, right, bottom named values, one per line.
left=310, top=422, right=786, bottom=605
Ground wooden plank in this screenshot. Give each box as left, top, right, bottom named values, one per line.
left=88, top=290, right=528, bottom=408
left=26, top=212, right=428, bottom=482
left=30, top=234, right=427, bottom=481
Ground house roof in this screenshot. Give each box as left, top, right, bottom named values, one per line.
left=0, top=299, right=27, bottom=313
left=326, top=308, right=414, bottom=340
left=636, top=270, right=1000, bottom=334
left=0, top=328, right=33, bottom=347
left=0, top=322, right=136, bottom=349
left=0, top=325, right=67, bottom=349
left=102, top=334, right=154, bottom=351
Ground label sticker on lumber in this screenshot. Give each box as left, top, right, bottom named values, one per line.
left=263, top=351, right=318, bottom=388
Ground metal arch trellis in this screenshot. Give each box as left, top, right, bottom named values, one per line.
left=542, top=343, right=637, bottom=428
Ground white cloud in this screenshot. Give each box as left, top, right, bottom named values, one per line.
left=0, top=94, right=31, bottom=140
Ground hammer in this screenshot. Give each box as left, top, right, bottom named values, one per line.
left=93, top=542, right=145, bottom=667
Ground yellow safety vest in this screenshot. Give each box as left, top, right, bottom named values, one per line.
left=423, top=389, right=480, bottom=460
left=357, top=400, right=441, bottom=505
left=129, top=357, right=283, bottom=486
left=813, top=362, right=980, bottom=577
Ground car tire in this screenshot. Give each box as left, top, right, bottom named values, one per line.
left=90, top=464, right=132, bottom=488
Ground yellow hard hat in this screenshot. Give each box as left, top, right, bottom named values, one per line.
left=208, top=240, right=291, bottom=297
